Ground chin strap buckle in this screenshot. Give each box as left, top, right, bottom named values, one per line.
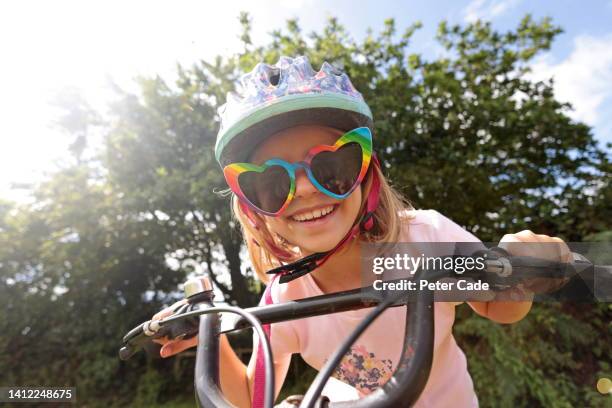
left=266, top=252, right=326, bottom=284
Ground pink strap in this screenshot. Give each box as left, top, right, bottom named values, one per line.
left=363, top=157, right=381, bottom=230
left=252, top=274, right=278, bottom=408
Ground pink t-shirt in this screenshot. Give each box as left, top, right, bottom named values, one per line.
left=256, top=209, right=481, bottom=407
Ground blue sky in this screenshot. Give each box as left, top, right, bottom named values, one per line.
left=1, top=0, right=611, bottom=201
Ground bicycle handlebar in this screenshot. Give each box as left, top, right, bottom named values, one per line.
left=119, top=249, right=608, bottom=407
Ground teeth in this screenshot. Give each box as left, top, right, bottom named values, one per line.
left=291, top=205, right=334, bottom=222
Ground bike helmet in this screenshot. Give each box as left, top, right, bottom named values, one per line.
left=215, top=55, right=380, bottom=284
left=215, top=55, right=374, bottom=166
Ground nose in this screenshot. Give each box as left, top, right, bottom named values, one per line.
left=294, top=168, right=319, bottom=198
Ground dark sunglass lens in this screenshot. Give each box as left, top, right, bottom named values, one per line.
left=238, top=165, right=291, bottom=213
left=311, top=143, right=363, bottom=195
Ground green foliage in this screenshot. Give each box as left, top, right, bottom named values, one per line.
left=0, top=12, right=610, bottom=407
left=133, top=369, right=166, bottom=407
left=455, top=302, right=611, bottom=407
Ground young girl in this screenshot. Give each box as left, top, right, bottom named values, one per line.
left=153, top=56, right=570, bottom=407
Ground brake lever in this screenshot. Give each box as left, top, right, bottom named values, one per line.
left=153, top=304, right=200, bottom=341
left=473, top=247, right=590, bottom=291
left=119, top=276, right=215, bottom=360
left=119, top=304, right=201, bottom=360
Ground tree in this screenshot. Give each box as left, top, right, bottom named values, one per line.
left=104, top=71, right=260, bottom=307
left=0, top=163, right=191, bottom=406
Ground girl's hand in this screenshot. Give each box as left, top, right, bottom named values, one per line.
left=469, top=230, right=571, bottom=323
left=151, top=299, right=199, bottom=358
left=499, top=229, right=572, bottom=297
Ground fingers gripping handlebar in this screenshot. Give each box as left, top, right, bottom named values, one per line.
left=119, top=298, right=199, bottom=361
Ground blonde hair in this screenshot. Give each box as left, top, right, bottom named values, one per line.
left=231, top=164, right=413, bottom=283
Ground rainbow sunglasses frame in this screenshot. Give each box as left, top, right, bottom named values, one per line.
left=223, top=127, right=373, bottom=217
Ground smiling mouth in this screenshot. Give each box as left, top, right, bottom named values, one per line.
left=289, top=205, right=338, bottom=222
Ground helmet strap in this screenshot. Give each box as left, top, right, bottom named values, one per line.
left=239, top=200, right=260, bottom=230
left=267, top=156, right=381, bottom=284
left=239, top=199, right=297, bottom=260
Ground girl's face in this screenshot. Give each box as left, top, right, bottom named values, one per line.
left=250, top=125, right=363, bottom=254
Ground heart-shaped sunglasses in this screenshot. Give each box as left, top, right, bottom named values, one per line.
left=223, top=127, right=373, bottom=216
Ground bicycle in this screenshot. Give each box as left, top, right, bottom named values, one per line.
left=119, top=247, right=609, bottom=408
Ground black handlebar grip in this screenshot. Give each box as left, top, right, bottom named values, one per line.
left=119, top=345, right=137, bottom=361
